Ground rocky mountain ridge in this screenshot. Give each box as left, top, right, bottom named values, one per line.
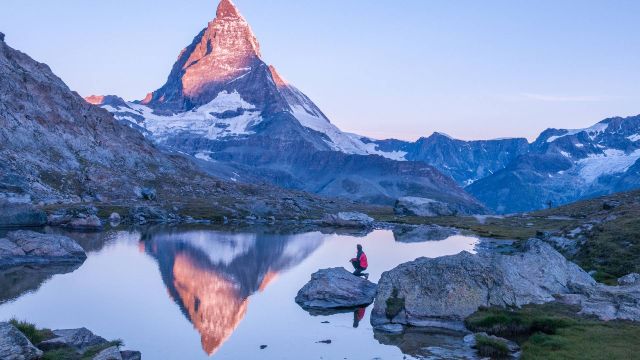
left=90, top=0, right=485, bottom=212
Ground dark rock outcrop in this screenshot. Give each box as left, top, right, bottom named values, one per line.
left=0, top=230, right=86, bottom=268
left=0, top=202, right=47, bottom=228
left=371, top=239, right=596, bottom=331
left=0, top=322, right=43, bottom=360
left=296, top=267, right=377, bottom=310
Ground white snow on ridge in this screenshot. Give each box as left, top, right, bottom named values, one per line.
left=290, top=105, right=407, bottom=160
left=105, top=91, right=263, bottom=141
left=628, top=134, right=640, bottom=142
left=577, top=149, right=640, bottom=183
left=103, top=89, right=407, bottom=161
left=547, top=122, right=609, bottom=143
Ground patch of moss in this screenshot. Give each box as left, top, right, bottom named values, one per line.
left=466, top=303, right=640, bottom=360
left=385, top=288, right=405, bottom=320
left=475, top=333, right=510, bottom=359
left=9, top=319, right=54, bottom=344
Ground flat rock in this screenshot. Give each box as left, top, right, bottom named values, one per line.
left=295, top=267, right=377, bottom=309
left=0, top=322, right=43, bottom=360
left=0, top=231, right=87, bottom=268
left=322, top=212, right=374, bottom=228
left=39, top=327, right=107, bottom=352
left=371, top=239, right=596, bottom=330
left=92, top=346, right=122, bottom=360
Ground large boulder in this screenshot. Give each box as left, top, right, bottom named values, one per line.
left=322, top=212, right=374, bottom=228
left=394, top=197, right=457, bottom=217
left=38, top=327, right=107, bottom=352
left=0, top=322, right=43, bottom=360
left=0, top=231, right=87, bottom=268
left=0, top=202, right=47, bottom=228
left=295, top=267, right=377, bottom=310
left=371, top=239, right=596, bottom=331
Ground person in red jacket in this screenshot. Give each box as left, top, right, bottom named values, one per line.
left=350, top=244, right=369, bottom=279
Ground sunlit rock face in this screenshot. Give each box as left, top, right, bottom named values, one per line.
left=143, top=0, right=281, bottom=113
left=172, top=254, right=248, bottom=355
left=143, top=230, right=324, bottom=355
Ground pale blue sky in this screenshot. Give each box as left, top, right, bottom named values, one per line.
left=1, top=0, right=639, bottom=141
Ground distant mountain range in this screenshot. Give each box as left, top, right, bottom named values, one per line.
left=89, top=0, right=640, bottom=214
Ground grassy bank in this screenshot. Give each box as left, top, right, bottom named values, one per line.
left=465, top=304, right=640, bottom=360
left=8, top=319, right=124, bottom=360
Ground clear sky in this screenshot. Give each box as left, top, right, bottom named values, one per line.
left=1, top=0, right=639, bottom=141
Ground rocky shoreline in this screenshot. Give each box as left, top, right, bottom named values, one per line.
left=296, top=237, right=640, bottom=358
left=0, top=321, right=141, bottom=360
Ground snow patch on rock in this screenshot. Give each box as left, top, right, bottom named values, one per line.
left=578, top=149, right=640, bottom=182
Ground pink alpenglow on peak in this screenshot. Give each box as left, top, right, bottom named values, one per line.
left=85, top=95, right=105, bottom=106
left=216, top=0, right=241, bottom=19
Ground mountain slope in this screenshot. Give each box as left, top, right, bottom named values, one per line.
left=91, top=0, right=484, bottom=212
left=468, top=116, right=640, bottom=213
left=0, top=32, right=373, bottom=220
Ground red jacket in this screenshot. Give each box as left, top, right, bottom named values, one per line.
left=352, top=252, right=368, bottom=269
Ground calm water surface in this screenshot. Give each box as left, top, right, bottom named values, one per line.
left=0, top=227, right=483, bottom=359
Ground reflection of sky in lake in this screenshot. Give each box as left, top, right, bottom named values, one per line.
left=0, top=228, right=479, bottom=359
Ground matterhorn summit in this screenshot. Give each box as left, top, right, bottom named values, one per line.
left=90, top=0, right=484, bottom=212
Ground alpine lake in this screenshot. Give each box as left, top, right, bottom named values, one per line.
left=0, top=225, right=509, bottom=359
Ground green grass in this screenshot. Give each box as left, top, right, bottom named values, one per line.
left=475, top=333, right=510, bottom=359
left=466, top=304, right=640, bottom=360
left=8, top=319, right=123, bottom=360
left=9, top=319, right=54, bottom=344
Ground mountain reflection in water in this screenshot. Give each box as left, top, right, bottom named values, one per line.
left=141, top=230, right=324, bottom=355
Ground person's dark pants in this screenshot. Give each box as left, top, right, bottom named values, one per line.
left=351, top=260, right=366, bottom=276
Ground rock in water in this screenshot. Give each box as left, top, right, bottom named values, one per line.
left=321, top=212, right=374, bottom=228
left=0, top=322, right=43, bottom=360
left=295, top=268, right=377, bottom=310
left=394, top=197, right=457, bottom=217
left=0, top=231, right=86, bottom=268
left=370, top=239, right=596, bottom=331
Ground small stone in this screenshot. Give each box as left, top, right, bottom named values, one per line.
left=618, top=273, right=640, bottom=286
left=92, top=346, right=122, bottom=360
left=120, top=351, right=141, bottom=360
left=259, top=345, right=267, bottom=349
left=316, top=339, right=332, bottom=344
